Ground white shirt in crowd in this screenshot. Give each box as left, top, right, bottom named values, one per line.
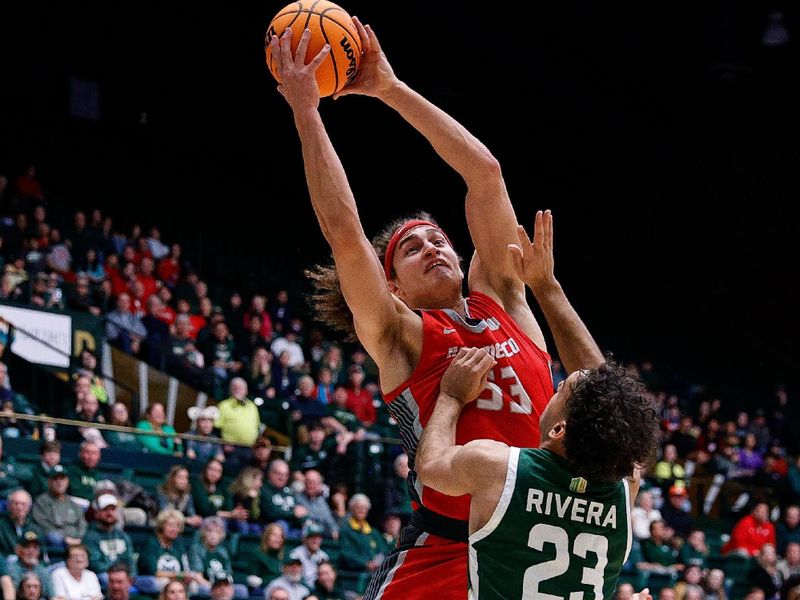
left=51, top=566, right=102, bottom=600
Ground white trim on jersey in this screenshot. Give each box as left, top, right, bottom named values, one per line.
left=468, top=446, right=520, bottom=597
left=622, top=477, right=633, bottom=565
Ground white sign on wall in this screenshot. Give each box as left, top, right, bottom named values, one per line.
left=0, top=304, right=72, bottom=368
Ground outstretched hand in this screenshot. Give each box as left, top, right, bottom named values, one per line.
left=507, top=210, right=558, bottom=295
left=333, top=17, right=399, bottom=99
left=270, top=27, right=330, bottom=110
left=633, top=588, right=652, bottom=600
left=440, top=347, right=496, bottom=406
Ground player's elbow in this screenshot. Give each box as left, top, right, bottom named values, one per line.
left=465, top=152, right=502, bottom=185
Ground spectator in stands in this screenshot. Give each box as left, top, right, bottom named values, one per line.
left=83, top=493, right=136, bottom=584
left=678, top=529, right=709, bottom=569
left=263, top=558, right=309, bottom=600
left=202, top=321, right=241, bottom=395
left=0, top=530, right=54, bottom=600
left=247, top=436, right=273, bottom=476
left=311, top=560, right=345, bottom=600
left=631, top=490, right=662, bottom=540
left=155, top=465, right=203, bottom=528
left=295, top=470, right=339, bottom=540
left=732, top=433, right=765, bottom=482
left=748, top=543, right=783, bottom=600
left=269, top=290, right=292, bottom=336
left=779, top=543, right=800, bottom=580
left=639, top=520, right=681, bottom=573
left=381, top=512, right=402, bottom=552
left=106, top=293, right=147, bottom=355
left=724, top=502, right=777, bottom=556
left=157, top=244, right=182, bottom=290
left=158, top=580, right=188, bottom=600
left=329, top=483, right=348, bottom=524
left=653, top=444, right=687, bottom=493
left=15, top=165, right=44, bottom=201
left=185, top=406, right=224, bottom=463
left=236, top=313, right=268, bottom=366
left=0, top=436, right=21, bottom=498
left=168, top=315, right=205, bottom=387
left=31, top=465, right=86, bottom=547
left=136, top=402, right=181, bottom=456
left=673, top=564, right=704, bottom=600
left=78, top=350, right=107, bottom=399
left=249, top=523, right=286, bottom=589
left=661, top=485, right=694, bottom=540
left=14, top=572, right=46, bottom=600
left=196, top=302, right=222, bottom=347
left=105, top=562, right=140, bottom=600
left=704, top=568, right=727, bottom=600
left=142, top=295, right=171, bottom=367
left=273, top=352, right=298, bottom=399
left=344, top=365, right=376, bottom=428
left=777, top=506, right=800, bottom=555
left=383, top=453, right=412, bottom=523
left=61, top=391, right=105, bottom=443
left=289, top=521, right=329, bottom=588
left=209, top=573, right=235, bottom=600
left=262, top=459, right=307, bottom=538
left=290, top=420, right=336, bottom=482
left=26, top=440, right=62, bottom=498
left=103, top=402, right=140, bottom=452
left=67, top=278, right=102, bottom=320
left=319, top=346, right=344, bottom=386
left=290, top=377, right=326, bottom=432
left=658, top=589, right=676, bottom=600
left=227, top=466, right=264, bottom=535
left=215, top=378, right=261, bottom=452
left=246, top=347, right=275, bottom=399
left=271, top=330, right=304, bottom=371
left=243, top=294, right=272, bottom=340
left=51, top=543, right=102, bottom=600
left=188, top=517, right=237, bottom=595
left=191, top=459, right=242, bottom=521
left=338, top=494, right=384, bottom=575
left=314, top=367, right=335, bottom=406
left=66, top=440, right=102, bottom=504
left=138, top=509, right=198, bottom=593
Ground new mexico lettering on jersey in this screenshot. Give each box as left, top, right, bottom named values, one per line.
left=383, top=291, right=554, bottom=522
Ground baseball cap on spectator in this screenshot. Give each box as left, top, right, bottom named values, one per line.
left=284, top=557, right=303, bottom=566
left=18, top=529, right=41, bottom=546
left=669, top=484, right=687, bottom=497
left=97, top=494, right=119, bottom=509
left=48, top=464, right=68, bottom=478
left=302, top=521, right=325, bottom=538
left=211, top=573, right=233, bottom=588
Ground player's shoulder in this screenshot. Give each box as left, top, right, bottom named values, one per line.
left=460, top=439, right=511, bottom=470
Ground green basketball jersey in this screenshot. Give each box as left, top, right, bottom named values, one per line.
left=469, top=447, right=632, bottom=600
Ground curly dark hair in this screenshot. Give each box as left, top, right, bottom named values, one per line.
left=305, top=211, right=437, bottom=342
left=563, top=360, right=660, bottom=482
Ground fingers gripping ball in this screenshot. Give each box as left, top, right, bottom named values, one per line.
left=265, top=1, right=362, bottom=97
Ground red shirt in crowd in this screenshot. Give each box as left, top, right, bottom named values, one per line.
left=723, top=514, right=776, bottom=556
left=346, top=387, right=376, bottom=426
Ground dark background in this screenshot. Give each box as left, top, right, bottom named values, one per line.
left=1, top=1, right=797, bottom=406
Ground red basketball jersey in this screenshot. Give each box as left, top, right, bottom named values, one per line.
left=383, top=291, right=553, bottom=522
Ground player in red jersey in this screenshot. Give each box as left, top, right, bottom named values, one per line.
left=272, top=21, right=604, bottom=599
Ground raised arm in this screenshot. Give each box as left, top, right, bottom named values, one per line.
left=416, top=348, right=508, bottom=497
left=337, top=19, right=529, bottom=312
left=508, top=210, right=604, bottom=372
left=271, top=28, right=410, bottom=362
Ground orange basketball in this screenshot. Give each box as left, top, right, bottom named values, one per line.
left=265, top=1, right=362, bottom=98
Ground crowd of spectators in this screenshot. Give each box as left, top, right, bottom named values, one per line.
left=2, top=166, right=800, bottom=600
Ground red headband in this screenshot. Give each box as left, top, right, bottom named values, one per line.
left=383, top=220, right=451, bottom=280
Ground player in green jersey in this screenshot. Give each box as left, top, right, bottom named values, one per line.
left=416, top=347, right=660, bottom=600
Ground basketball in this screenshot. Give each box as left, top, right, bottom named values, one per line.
left=265, top=1, right=362, bottom=98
